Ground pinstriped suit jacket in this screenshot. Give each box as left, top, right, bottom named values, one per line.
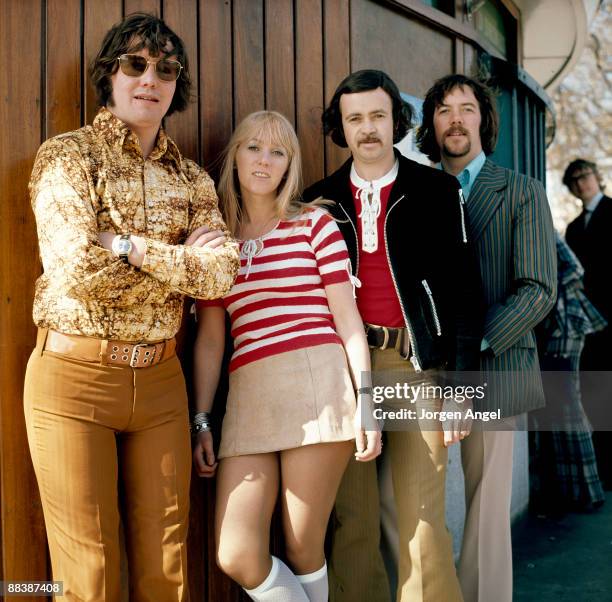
left=467, top=159, right=557, bottom=416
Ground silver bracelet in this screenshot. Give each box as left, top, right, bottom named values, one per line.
left=193, top=411, right=211, bottom=424
left=191, top=422, right=211, bottom=435
left=191, top=411, right=212, bottom=435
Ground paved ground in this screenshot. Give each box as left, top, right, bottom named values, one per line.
left=513, top=492, right=612, bottom=601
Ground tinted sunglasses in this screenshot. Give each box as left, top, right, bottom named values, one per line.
left=117, top=54, right=182, bottom=82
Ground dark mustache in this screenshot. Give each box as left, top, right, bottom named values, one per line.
left=444, top=127, right=468, bottom=137
left=358, top=136, right=381, bottom=144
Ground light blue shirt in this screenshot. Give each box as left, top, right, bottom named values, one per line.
left=451, top=151, right=486, bottom=200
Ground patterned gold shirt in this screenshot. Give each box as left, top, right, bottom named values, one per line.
left=29, top=107, right=239, bottom=342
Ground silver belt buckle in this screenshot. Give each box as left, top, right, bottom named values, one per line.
left=130, top=343, right=157, bottom=367
left=379, top=326, right=390, bottom=351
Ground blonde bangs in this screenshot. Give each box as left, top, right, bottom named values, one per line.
left=241, top=113, right=297, bottom=161
left=218, top=110, right=320, bottom=237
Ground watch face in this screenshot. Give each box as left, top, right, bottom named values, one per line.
left=117, top=239, right=132, bottom=254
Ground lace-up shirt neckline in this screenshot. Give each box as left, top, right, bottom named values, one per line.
left=239, top=217, right=281, bottom=279
left=350, top=160, right=399, bottom=253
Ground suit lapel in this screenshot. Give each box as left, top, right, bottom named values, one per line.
left=466, top=159, right=507, bottom=241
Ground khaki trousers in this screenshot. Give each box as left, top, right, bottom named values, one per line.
left=23, top=331, right=191, bottom=602
left=458, top=428, right=515, bottom=602
left=329, top=348, right=462, bottom=602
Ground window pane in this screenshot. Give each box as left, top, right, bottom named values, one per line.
left=420, top=0, right=454, bottom=17
left=473, top=0, right=508, bottom=57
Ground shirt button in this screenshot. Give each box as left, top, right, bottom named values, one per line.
left=155, top=321, right=161, bottom=328
left=148, top=200, right=154, bottom=208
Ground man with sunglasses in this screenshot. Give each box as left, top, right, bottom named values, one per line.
left=24, top=13, right=238, bottom=601
left=564, top=158, right=612, bottom=489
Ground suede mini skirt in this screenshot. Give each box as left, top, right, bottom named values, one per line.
left=218, top=343, right=356, bottom=458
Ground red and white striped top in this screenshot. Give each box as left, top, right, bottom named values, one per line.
left=197, top=207, right=351, bottom=371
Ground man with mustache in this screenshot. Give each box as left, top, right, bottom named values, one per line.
left=304, top=69, right=484, bottom=602
left=417, top=74, right=556, bottom=602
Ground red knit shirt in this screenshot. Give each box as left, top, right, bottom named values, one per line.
left=197, top=208, right=351, bottom=371
left=350, top=180, right=404, bottom=327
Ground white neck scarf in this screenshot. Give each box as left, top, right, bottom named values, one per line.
left=350, top=160, right=399, bottom=253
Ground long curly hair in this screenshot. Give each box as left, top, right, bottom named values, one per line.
left=416, top=74, right=499, bottom=162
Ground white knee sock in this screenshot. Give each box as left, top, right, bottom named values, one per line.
left=296, top=562, right=328, bottom=602
left=244, top=556, right=309, bottom=601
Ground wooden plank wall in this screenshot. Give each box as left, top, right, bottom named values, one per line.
left=0, top=1, right=455, bottom=600
left=0, top=1, right=336, bottom=600
left=0, top=2, right=48, bottom=594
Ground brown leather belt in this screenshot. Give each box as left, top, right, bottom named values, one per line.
left=365, top=323, right=406, bottom=351
left=43, top=329, right=176, bottom=368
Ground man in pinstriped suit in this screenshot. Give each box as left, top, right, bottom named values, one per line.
left=417, top=74, right=557, bottom=602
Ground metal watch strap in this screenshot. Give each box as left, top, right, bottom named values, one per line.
left=118, top=234, right=131, bottom=264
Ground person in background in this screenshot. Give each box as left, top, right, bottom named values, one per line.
left=530, top=232, right=606, bottom=514
left=193, top=110, right=381, bottom=602
left=418, top=73, right=556, bottom=602
left=564, top=158, right=612, bottom=490
left=24, top=13, right=239, bottom=601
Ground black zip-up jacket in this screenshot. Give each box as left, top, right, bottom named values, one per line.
left=303, top=152, right=484, bottom=371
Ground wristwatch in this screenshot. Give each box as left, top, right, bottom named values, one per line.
left=112, top=234, right=132, bottom=264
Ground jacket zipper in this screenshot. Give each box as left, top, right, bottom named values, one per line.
left=339, top=204, right=360, bottom=277
left=458, top=189, right=468, bottom=243
left=421, top=279, right=442, bottom=336
left=383, top=195, right=422, bottom=371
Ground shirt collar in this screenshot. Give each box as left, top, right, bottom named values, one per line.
left=585, top=191, right=604, bottom=213
left=93, top=107, right=182, bottom=168
left=93, top=107, right=131, bottom=148
left=438, top=151, right=486, bottom=199
left=350, top=159, right=399, bottom=191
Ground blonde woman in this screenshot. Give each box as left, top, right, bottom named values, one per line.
left=193, top=111, right=381, bottom=601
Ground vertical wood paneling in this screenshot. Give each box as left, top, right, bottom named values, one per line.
left=323, top=0, right=351, bottom=174
left=199, top=0, right=233, bottom=171
left=124, top=0, right=162, bottom=16
left=198, top=0, right=242, bottom=595
left=464, top=42, right=477, bottom=76
left=83, top=0, right=122, bottom=125
left=295, top=0, right=324, bottom=187
left=163, top=0, right=200, bottom=161
left=351, top=0, right=453, bottom=98
left=233, top=0, right=265, bottom=125
left=264, top=0, right=295, bottom=123
left=0, top=0, right=48, bottom=590
left=46, top=0, right=82, bottom=138
left=454, top=38, right=465, bottom=74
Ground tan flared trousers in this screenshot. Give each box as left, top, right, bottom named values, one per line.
left=23, top=330, right=191, bottom=601
left=328, top=347, right=463, bottom=602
